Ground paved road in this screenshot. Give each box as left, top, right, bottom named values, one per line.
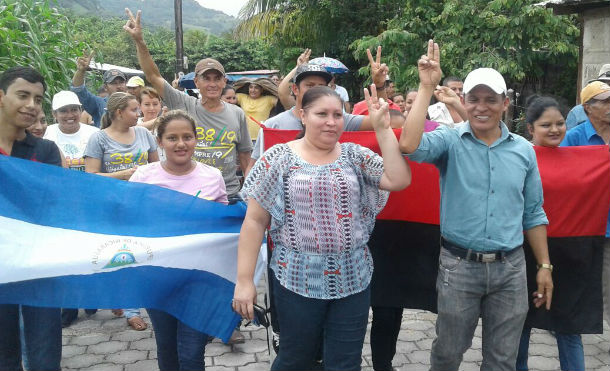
left=60, top=281, right=610, bottom=371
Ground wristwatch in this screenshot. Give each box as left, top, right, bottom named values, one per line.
left=537, top=263, right=553, bottom=272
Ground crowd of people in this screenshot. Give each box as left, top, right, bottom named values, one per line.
left=1, top=7, right=610, bottom=371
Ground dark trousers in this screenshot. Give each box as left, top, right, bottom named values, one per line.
left=0, top=304, right=61, bottom=371
left=370, top=306, right=404, bottom=371
left=148, top=308, right=208, bottom=371
left=270, top=273, right=370, bottom=371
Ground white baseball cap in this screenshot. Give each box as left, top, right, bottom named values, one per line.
left=463, top=68, right=507, bottom=95
left=52, top=91, right=82, bottom=111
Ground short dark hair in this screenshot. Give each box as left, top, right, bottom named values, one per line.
left=525, top=96, right=560, bottom=125
left=0, top=66, right=47, bottom=92
left=443, top=76, right=462, bottom=86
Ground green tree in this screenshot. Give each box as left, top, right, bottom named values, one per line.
left=350, top=0, right=579, bottom=99
left=0, top=0, right=89, bottom=107
left=236, top=0, right=579, bottom=102
left=235, top=0, right=397, bottom=81
left=69, top=13, right=280, bottom=81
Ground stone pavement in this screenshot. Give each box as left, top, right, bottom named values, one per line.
left=60, top=283, right=610, bottom=371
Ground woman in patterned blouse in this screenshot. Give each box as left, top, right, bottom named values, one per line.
left=233, top=86, right=411, bottom=371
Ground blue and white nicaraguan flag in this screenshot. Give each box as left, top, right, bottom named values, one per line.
left=0, top=155, right=264, bottom=342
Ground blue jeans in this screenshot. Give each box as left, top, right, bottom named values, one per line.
left=270, top=273, right=370, bottom=371
left=124, top=308, right=141, bottom=319
left=147, top=308, right=208, bottom=370
left=0, top=304, right=61, bottom=371
left=430, top=247, right=529, bottom=371
left=516, top=328, right=584, bottom=371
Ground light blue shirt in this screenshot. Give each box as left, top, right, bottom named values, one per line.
left=565, top=104, right=587, bottom=131
left=561, top=118, right=606, bottom=146
left=408, top=123, right=548, bottom=252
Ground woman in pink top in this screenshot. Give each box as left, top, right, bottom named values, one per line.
left=129, top=110, right=227, bottom=370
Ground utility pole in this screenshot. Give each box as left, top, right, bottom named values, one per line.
left=174, top=0, right=185, bottom=75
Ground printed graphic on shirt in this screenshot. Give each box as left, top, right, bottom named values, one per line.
left=194, top=125, right=236, bottom=171
left=105, top=150, right=149, bottom=173
left=61, top=143, right=86, bottom=171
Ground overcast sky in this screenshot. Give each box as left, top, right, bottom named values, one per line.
left=194, top=0, right=248, bottom=18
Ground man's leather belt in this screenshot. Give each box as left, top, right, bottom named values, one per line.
left=441, top=237, right=521, bottom=263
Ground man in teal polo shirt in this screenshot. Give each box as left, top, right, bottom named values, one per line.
left=399, top=40, right=554, bottom=371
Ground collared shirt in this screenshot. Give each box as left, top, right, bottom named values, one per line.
left=70, top=84, right=108, bottom=128
left=565, top=104, right=588, bottom=131
left=1, top=131, right=62, bottom=166
left=561, top=118, right=610, bottom=236
left=561, top=118, right=606, bottom=146
left=408, top=122, right=548, bottom=252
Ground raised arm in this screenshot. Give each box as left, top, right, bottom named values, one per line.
left=72, top=51, right=93, bottom=88
left=399, top=40, right=441, bottom=154
left=278, top=48, right=310, bottom=109
left=364, top=85, right=411, bottom=191
left=434, top=86, right=467, bottom=121
left=367, top=46, right=389, bottom=100
left=359, top=46, right=403, bottom=130
left=123, top=9, right=166, bottom=96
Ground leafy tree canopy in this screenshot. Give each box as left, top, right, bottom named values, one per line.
left=0, top=0, right=88, bottom=107
left=351, top=0, right=579, bottom=99
left=237, top=0, right=579, bottom=101
left=69, top=14, right=280, bottom=82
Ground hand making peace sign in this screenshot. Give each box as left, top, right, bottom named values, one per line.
left=418, top=39, right=442, bottom=88
left=123, top=8, right=144, bottom=42
left=367, top=46, right=389, bottom=89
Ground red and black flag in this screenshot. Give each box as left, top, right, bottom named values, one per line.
left=524, top=145, right=610, bottom=333
left=262, top=129, right=610, bottom=332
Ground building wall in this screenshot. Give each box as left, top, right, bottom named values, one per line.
left=581, top=6, right=610, bottom=88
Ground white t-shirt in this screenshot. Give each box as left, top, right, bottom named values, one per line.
left=334, top=84, right=349, bottom=103
left=44, top=123, right=99, bottom=171
left=427, top=102, right=465, bottom=129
